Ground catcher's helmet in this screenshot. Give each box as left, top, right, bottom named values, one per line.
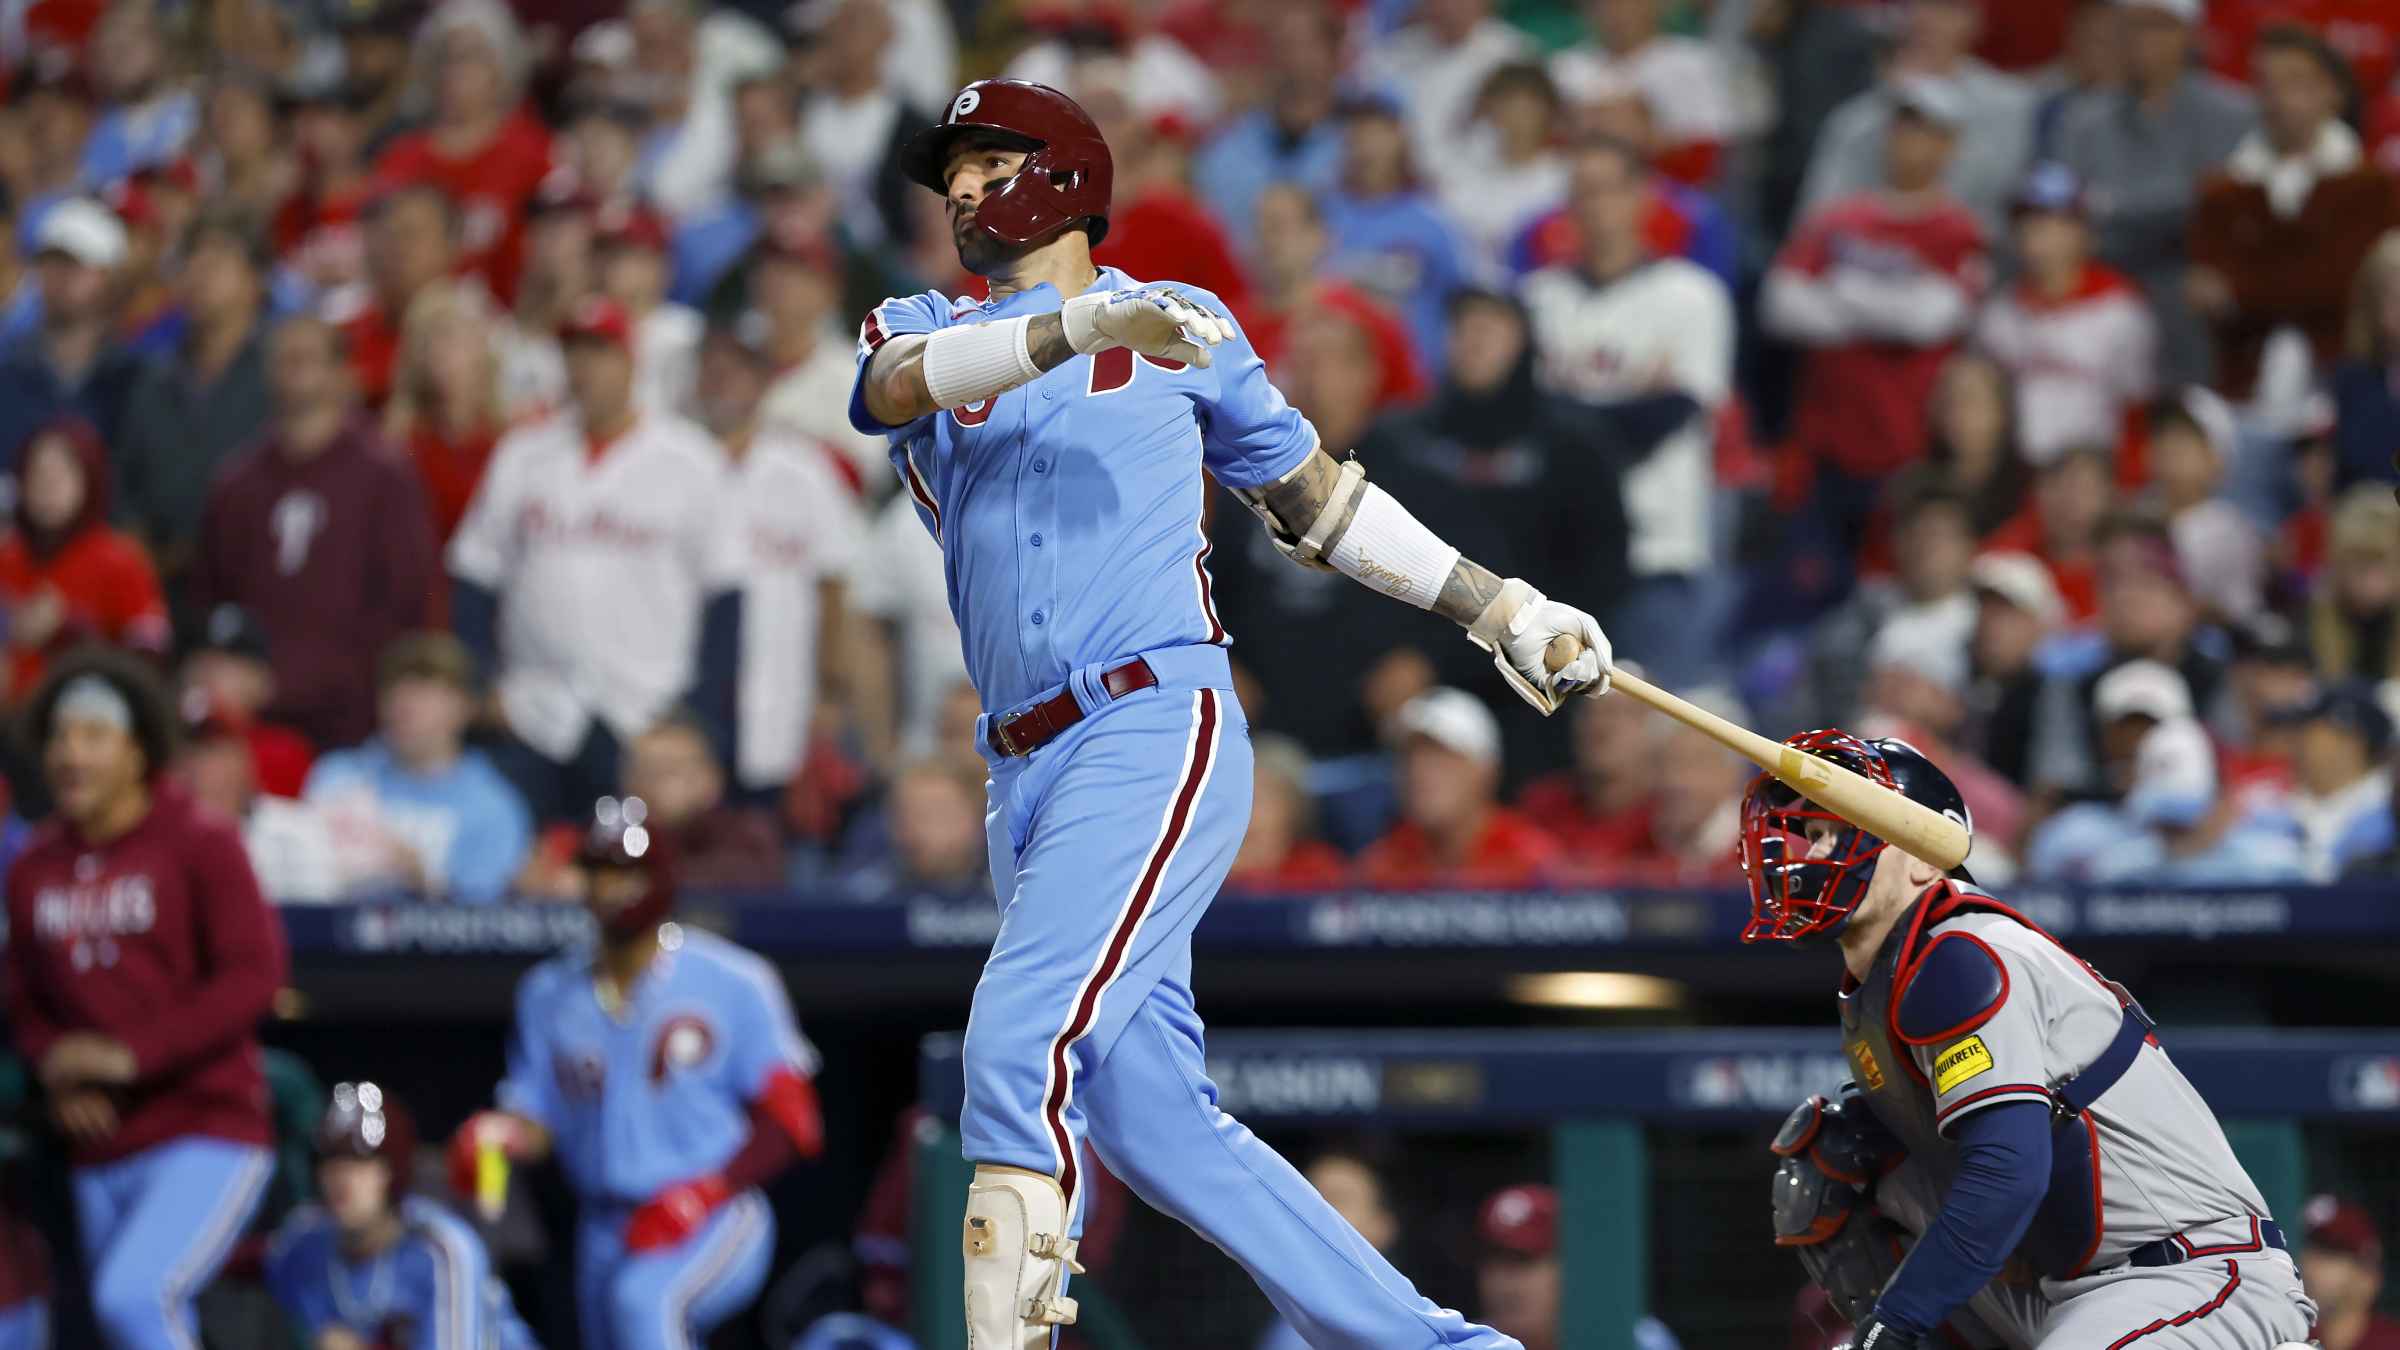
left=578, top=795, right=676, bottom=937
left=316, top=1080, right=418, bottom=1195
left=1737, top=730, right=1971, bottom=945
left=898, top=80, right=1113, bottom=248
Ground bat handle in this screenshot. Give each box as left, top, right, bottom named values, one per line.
left=1544, top=634, right=1582, bottom=674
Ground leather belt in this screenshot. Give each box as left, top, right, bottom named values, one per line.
left=987, top=658, right=1158, bottom=758
left=2127, top=1218, right=2286, bottom=1269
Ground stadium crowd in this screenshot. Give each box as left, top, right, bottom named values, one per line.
left=0, top=0, right=2390, bottom=913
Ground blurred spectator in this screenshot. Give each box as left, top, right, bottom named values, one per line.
left=1321, top=94, right=1468, bottom=368
left=272, top=71, right=381, bottom=306
left=557, top=93, right=646, bottom=215
left=1087, top=102, right=1253, bottom=316
left=592, top=203, right=699, bottom=415
left=383, top=280, right=506, bottom=553
left=852, top=493, right=964, bottom=758
left=1798, top=0, right=2036, bottom=231
left=1362, top=0, right=1533, bottom=178
left=0, top=199, right=142, bottom=462
left=2311, top=487, right=2400, bottom=683
left=374, top=0, right=554, bottom=303
left=495, top=173, right=596, bottom=417
left=1765, top=79, right=1987, bottom=552
left=195, top=75, right=287, bottom=226
left=1255, top=1150, right=1403, bottom=1349
left=1965, top=551, right=2066, bottom=787
left=1552, top=0, right=1739, bottom=187
left=798, top=0, right=927, bottom=252
left=1472, top=1183, right=1682, bottom=1350
left=751, top=223, right=889, bottom=491
left=0, top=418, right=169, bottom=702
left=2030, top=0, right=2124, bottom=158
left=1522, top=136, right=1733, bottom=685
left=1921, top=352, right=2033, bottom=538
left=2027, top=525, right=2229, bottom=799
left=178, top=699, right=344, bottom=902
left=1227, top=734, right=1350, bottom=891
left=2297, top=1195, right=2400, bottom=1350
left=330, top=0, right=424, bottom=150
left=1985, top=443, right=2113, bottom=620
left=1441, top=63, right=1568, bottom=279
left=179, top=604, right=316, bottom=798
left=1613, top=702, right=1749, bottom=883
left=1973, top=163, right=2157, bottom=465
left=2334, top=230, right=2400, bottom=492
left=80, top=0, right=195, bottom=188
left=623, top=710, right=783, bottom=889
left=1806, top=481, right=1978, bottom=730
left=193, top=315, right=438, bottom=748
left=1359, top=688, right=1564, bottom=888
left=1518, top=670, right=1661, bottom=861
left=302, top=632, right=532, bottom=903
left=447, top=298, right=742, bottom=821
left=2148, top=387, right=2266, bottom=623
left=1860, top=610, right=2031, bottom=853
left=694, top=313, right=882, bottom=795
left=1507, top=79, right=1741, bottom=292
left=2263, top=680, right=2396, bottom=877
left=0, top=197, right=36, bottom=350
left=672, top=133, right=833, bottom=316
left=1004, top=6, right=1220, bottom=125
left=2189, top=22, right=2400, bottom=416
left=1748, top=0, right=1880, bottom=240
left=1192, top=2, right=1347, bottom=255
left=115, top=210, right=274, bottom=593
left=2026, top=713, right=2308, bottom=881
left=1239, top=185, right=1426, bottom=408
left=10, top=56, right=94, bottom=237
left=840, top=753, right=992, bottom=902
left=2221, top=613, right=2317, bottom=788
left=2052, top=0, right=2255, bottom=389
left=101, top=176, right=182, bottom=360
left=341, top=183, right=460, bottom=406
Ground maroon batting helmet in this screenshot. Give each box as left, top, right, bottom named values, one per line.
left=578, top=795, right=677, bottom=937
left=315, top=1080, right=418, bottom=1196
left=898, top=80, right=1113, bottom=248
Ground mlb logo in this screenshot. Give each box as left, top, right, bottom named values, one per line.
left=2333, top=1057, right=2400, bottom=1111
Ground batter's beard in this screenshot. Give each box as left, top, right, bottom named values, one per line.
left=953, top=225, right=1018, bottom=278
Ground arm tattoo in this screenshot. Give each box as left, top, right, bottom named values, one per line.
left=864, top=314, right=1081, bottom=425
left=1432, top=557, right=1507, bottom=627
left=1256, top=450, right=1356, bottom=546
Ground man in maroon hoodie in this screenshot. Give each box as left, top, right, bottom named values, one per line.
left=192, top=314, right=437, bottom=748
left=2, top=648, right=287, bottom=1350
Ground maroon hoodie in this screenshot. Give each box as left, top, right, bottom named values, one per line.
left=4, top=784, right=287, bottom=1165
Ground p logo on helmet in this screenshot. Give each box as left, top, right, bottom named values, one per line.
left=951, top=88, right=980, bottom=122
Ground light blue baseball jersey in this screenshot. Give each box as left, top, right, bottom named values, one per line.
left=265, top=1196, right=537, bottom=1350
left=496, top=926, right=818, bottom=1204
left=849, top=268, right=1319, bottom=715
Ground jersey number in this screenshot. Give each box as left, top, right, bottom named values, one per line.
left=945, top=348, right=1190, bottom=429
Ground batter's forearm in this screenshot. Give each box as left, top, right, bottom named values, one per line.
left=1253, top=449, right=1507, bottom=627
left=1430, top=558, right=1507, bottom=628
left=863, top=314, right=1076, bottom=425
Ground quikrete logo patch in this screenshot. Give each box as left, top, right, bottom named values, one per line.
left=1847, top=1039, right=1886, bottom=1092
left=1934, top=1036, right=1995, bottom=1095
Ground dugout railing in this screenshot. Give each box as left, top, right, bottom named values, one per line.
left=909, top=1029, right=2400, bottom=1350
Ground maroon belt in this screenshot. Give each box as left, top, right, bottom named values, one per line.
left=987, top=658, right=1159, bottom=758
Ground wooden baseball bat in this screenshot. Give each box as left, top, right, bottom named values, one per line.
left=1543, top=635, right=1970, bottom=869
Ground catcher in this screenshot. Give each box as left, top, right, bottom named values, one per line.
left=1745, top=730, right=2315, bottom=1348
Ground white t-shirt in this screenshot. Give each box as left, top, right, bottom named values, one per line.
left=635, top=303, right=702, bottom=419
left=758, top=330, right=894, bottom=492
left=852, top=490, right=966, bottom=756
left=728, top=436, right=866, bottom=789
left=1439, top=141, right=1566, bottom=280
left=1973, top=272, right=2157, bottom=464
left=244, top=797, right=345, bottom=903
left=447, top=409, right=744, bottom=759
left=1362, top=19, right=1534, bottom=181
left=1521, top=256, right=1735, bottom=576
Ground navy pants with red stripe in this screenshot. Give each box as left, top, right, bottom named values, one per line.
left=962, top=678, right=1514, bottom=1349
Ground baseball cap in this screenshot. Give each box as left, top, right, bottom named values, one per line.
left=34, top=198, right=129, bottom=270
left=2274, top=680, right=2395, bottom=756
left=190, top=604, right=271, bottom=663
left=1478, top=1184, right=1558, bottom=1259
left=2115, top=0, right=2202, bottom=23
left=2303, top=1195, right=2384, bottom=1263
left=1394, top=688, right=1502, bottom=766
left=2124, top=717, right=2217, bottom=829
left=2150, top=386, right=2237, bottom=464
left=2011, top=162, right=2086, bottom=217
left=1970, top=551, right=2065, bottom=628
left=560, top=296, right=634, bottom=347
left=592, top=203, right=669, bottom=253
left=1888, top=74, right=1968, bottom=131
left=1868, top=609, right=1970, bottom=695
left=2092, top=659, right=2195, bottom=725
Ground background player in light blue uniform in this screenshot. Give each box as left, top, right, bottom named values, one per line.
left=267, top=1080, right=537, bottom=1350
left=449, top=797, right=826, bottom=1350
left=852, top=80, right=1616, bottom=1349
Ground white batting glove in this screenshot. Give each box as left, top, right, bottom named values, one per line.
left=1060, top=286, right=1229, bottom=368
left=1467, top=578, right=1614, bottom=715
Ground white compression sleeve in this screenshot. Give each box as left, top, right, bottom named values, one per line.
left=920, top=315, right=1044, bottom=409
left=1327, top=483, right=1462, bottom=610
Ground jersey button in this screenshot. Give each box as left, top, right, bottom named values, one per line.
left=1030, top=611, right=1045, bottom=626
left=1030, top=533, right=1043, bottom=547
left=1032, top=459, right=1048, bottom=473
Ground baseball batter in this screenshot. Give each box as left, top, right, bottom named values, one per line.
left=851, top=79, right=1612, bottom=1349
left=266, top=1081, right=537, bottom=1350
left=1740, top=730, right=2316, bottom=1348
left=451, top=797, right=825, bottom=1350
